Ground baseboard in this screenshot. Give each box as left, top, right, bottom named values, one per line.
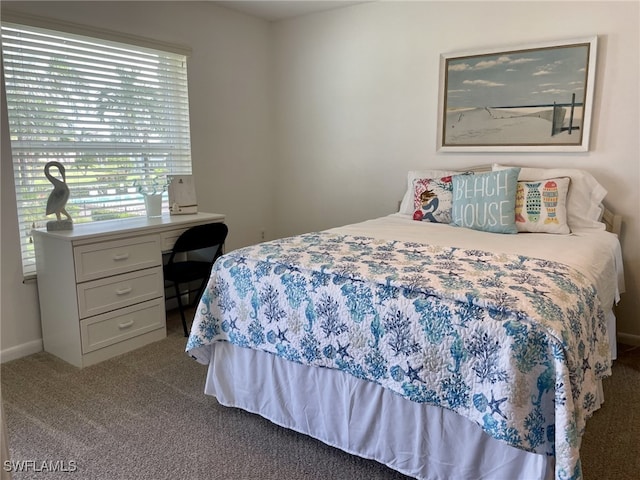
left=0, top=339, right=43, bottom=364
left=617, top=332, right=640, bottom=347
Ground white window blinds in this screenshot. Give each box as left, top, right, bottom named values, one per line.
left=1, top=22, right=193, bottom=276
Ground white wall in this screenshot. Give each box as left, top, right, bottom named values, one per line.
left=1, top=1, right=274, bottom=360
left=1, top=64, right=43, bottom=360
left=272, top=1, right=640, bottom=341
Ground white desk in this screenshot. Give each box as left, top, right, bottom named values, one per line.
left=33, top=212, right=225, bottom=368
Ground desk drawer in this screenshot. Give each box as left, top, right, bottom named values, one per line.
left=74, top=235, right=161, bottom=282
left=160, top=228, right=189, bottom=252
left=77, top=267, right=164, bottom=319
left=80, top=299, right=165, bottom=354
left=159, top=221, right=224, bottom=252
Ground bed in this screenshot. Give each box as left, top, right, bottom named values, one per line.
left=186, top=165, right=624, bottom=480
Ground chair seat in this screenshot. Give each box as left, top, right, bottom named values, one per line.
left=164, top=261, right=213, bottom=284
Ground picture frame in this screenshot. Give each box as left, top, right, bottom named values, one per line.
left=437, top=36, right=597, bottom=152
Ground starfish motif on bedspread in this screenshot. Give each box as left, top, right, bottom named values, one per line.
left=405, top=362, right=424, bottom=384
left=277, top=328, right=289, bottom=343
left=336, top=341, right=352, bottom=360
left=488, top=391, right=508, bottom=420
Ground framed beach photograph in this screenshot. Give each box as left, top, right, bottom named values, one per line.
left=437, top=36, right=597, bottom=152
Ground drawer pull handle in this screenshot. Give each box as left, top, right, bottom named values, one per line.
left=115, top=286, right=133, bottom=296
left=112, top=253, right=130, bottom=261
left=118, top=320, right=134, bottom=330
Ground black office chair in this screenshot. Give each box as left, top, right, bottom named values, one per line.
left=164, top=222, right=228, bottom=337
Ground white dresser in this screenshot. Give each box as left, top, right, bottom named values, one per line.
left=33, top=212, right=225, bottom=368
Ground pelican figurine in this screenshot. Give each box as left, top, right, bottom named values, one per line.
left=44, top=161, right=72, bottom=229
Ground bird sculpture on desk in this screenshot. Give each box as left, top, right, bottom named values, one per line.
left=44, top=161, right=73, bottom=230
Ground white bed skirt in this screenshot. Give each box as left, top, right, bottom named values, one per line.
left=205, top=342, right=555, bottom=480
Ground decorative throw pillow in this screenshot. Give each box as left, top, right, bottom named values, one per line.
left=399, top=169, right=461, bottom=215
left=451, top=168, right=520, bottom=234
left=492, top=164, right=607, bottom=231
left=412, top=175, right=455, bottom=223
left=515, top=177, right=571, bottom=234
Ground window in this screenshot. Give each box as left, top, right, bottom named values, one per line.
left=1, top=21, right=193, bottom=276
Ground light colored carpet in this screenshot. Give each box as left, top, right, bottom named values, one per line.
left=1, top=310, right=639, bottom=480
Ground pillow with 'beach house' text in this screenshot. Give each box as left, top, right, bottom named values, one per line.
left=451, top=168, right=520, bottom=234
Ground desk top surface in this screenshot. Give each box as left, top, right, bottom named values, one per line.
left=32, top=212, right=226, bottom=242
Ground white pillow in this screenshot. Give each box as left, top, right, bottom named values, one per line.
left=399, top=170, right=461, bottom=215
left=492, top=164, right=607, bottom=230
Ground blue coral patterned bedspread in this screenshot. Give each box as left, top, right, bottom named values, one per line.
left=186, top=232, right=611, bottom=480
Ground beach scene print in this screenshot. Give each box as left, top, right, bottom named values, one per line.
left=443, top=42, right=591, bottom=146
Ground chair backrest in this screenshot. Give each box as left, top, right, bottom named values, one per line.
left=168, top=222, right=228, bottom=263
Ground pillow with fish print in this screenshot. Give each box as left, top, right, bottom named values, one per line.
left=515, top=177, right=571, bottom=234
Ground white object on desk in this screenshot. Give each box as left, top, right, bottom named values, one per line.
left=168, top=175, right=198, bottom=215
left=32, top=212, right=225, bottom=368
left=144, top=193, right=163, bottom=218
